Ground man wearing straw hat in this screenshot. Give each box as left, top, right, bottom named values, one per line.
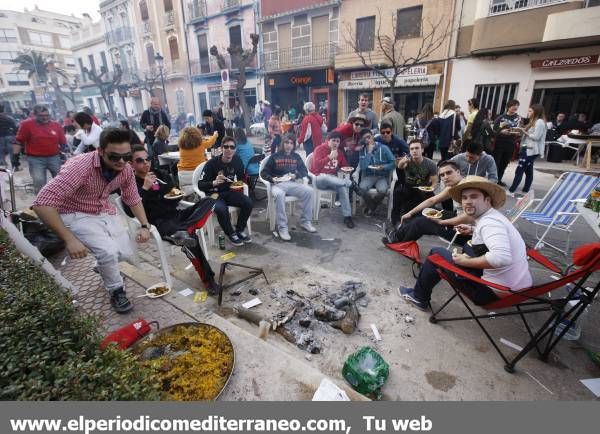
left=400, top=176, right=532, bottom=311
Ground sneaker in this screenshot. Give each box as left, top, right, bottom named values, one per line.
left=334, top=201, right=341, bottom=207
left=399, top=286, right=428, bottom=312
left=236, top=231, right=252, bottom=243
left=109, top=288, right=133, bottom=314
left=300, top=221, right=317, bottom=233
left=343, top=216, right=355, bottom=229
left=228, top=233, right=244, bottom=246
left=278, top=227, right=291, bottom=241
left=381, top=236, right=391, bottom=246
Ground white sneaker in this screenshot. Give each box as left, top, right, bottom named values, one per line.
left=300, top=221, right=317, bottom=233
left=278, top=228, right=291, bottom=241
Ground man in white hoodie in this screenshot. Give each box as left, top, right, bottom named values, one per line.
left=450, top=142, right=498, bottom=183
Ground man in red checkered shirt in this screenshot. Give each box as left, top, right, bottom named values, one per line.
left=33, top=128, right=151, bottom=313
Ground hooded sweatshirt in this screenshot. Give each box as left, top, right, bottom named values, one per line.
left=450, top=152, right=498, bottom=183
left=358, top=142, right=395, bottom=177
left=260, top=150, right=308, bottom=182
left=427, top=109, right=459, bottom=149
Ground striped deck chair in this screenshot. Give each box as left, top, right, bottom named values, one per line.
left=517, top=172, right=599, bottom=254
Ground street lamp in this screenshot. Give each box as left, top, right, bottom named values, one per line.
left=154, top=52, right=168, bottom=114
left=68, top=78, right=79, bottom=110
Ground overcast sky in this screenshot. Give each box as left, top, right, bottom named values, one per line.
left=0, top=0, right=101, bottom=21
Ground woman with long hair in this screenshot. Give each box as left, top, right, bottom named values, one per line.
left=469, top=107, right=495, bottom=153
left=413, top=103, right=435, bottom=158
left=150, top=125, right=170, bottom=169
left=177, top=126, right=218, bottom=193
left=508, top=104, right=547, bottom=195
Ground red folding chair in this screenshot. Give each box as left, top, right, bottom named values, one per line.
left=427, top=242, right=600, bottom=373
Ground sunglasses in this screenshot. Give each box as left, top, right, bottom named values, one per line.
left=106, top=152, right=132, bottom=162
left=134, top=157, right=151, bottom=163
left=222, top=145, right=236, bottom=150
left=380, top=130, right=392, bottom=135
left=353, top=123, right=364, bottom=127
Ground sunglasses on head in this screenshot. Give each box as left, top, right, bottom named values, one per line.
left=134, top=157, right=151, bottom=163
left=107, top=152, right=132, bottom=162
left=222, top=144, right=236, bottom=150
left=381, top=130, right=392, bottom=135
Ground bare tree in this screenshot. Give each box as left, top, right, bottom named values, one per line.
left=343, top=9, right=452, bottom=101
left=210, top=33, right=259, bottom=131
left=82, top=64, right=123, bottom=120
left=133, top=67, right=161, bottom=99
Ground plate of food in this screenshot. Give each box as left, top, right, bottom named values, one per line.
left=273, top=174, right=292, bottom=183
left=422, top=208, right=443, bottom=219
left=138, top=282, right=171, bottom=299
left=368, top=165, right=383, bottom=170
left=340, top=166, right=354, bottom=173
left=164, top=187, right=184, bottom=200
left=417, top=186, right=434, bottom=192
left=230, top=180, right=245, bottom=192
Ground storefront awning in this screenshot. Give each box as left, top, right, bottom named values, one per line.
left=339, top=74, right=440, bottom=90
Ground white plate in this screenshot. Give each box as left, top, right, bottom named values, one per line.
left=274, top=175, right=292, bottom=183
left=417, top=186, right=434, bottom=192
left=164, top=193, right=184, bottom=200
left=340, top=166, right=354, bottom=172
left=368, top=165, right=383, bottom=170
left=143, top=282, right=171, bottom=298
left=422, top=208, right=443, bottom=219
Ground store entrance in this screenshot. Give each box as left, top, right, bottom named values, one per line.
left=532, top=85, right=600, bottom=124
left=384, top=87, right=435, bottom=123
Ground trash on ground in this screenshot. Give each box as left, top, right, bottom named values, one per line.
left=194, top=290, right=208, bottom=303
left=404, top=315, right=414, bottom=324
left=242, top=298, right=262, bottom=309
left=370, top=324, right=382, bottom=341
left=499, top=338, right=523, bottom=352
left=220, top=251, right=236, bottom=261
left=312, top=378, right=350, bottom=401
left=580, top=378, right=600, bottom=397
left=342, top=346, right=389, bottom=399
left=178, top=288, right=194, bottom=297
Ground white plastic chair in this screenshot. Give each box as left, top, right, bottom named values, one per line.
left=258, top=155, right=310, bottom=231
left=111, top=195, right=173, bottom=289
left=305, top=153, right=335, bottom=221
left=351, top=168, right=396, bottom=219
left=192, top=162, right=252, bottom=247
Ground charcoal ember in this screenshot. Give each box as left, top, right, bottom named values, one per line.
left=249, top=288, right=258, bottom=296
left=299, top=317, right=311, bottom=328
left=314, top=305, right=346, bottom=322
left=231, top=290, right=242, bottom=296
left=296, top=331, right=314, bottom=348
left=308, top=343, right=321, bottom=354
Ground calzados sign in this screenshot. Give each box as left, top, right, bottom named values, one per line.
left=531, top=55, right=599, bottom=69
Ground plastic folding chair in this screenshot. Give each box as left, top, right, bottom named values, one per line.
left=305, top=152, right=335, bottom=221
left=516, top=172, right=598, bottom=254
left=245, top=154, right=266, bottom=201
left=192, top=162, right=252, bottom=247
left=427, top=242, right=600, bottom=373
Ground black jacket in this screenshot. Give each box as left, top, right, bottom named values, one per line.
left=197, top=155, right=245, bottom=193
left=0, top=113, right=17, bottom=137
left=140, top=109, right=171, bottom=144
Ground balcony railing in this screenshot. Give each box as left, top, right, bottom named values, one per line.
left=187, top=0, right=207, bottom=22
left=105, top=26, right=133, bottom=46
left=164, top=10, right=176, bottom=27
left=223, top=0, right=241, bottom=10
left=189, top=57, right=220, bottom=76
left=489, top=0, right=566, bottom=15
left=261, top=43, right=335, bottom=71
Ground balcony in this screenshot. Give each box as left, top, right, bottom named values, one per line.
left=164, top=59, right=188, bottom=78
left=189, top=57, right=220, bottom=76
left=489, top=0, right=566, bottom=15
left=105, top=26, right=133, bottom=46
left=261, top=43, right=335, bottom=72
left=187, top=0, right=207, bottom=23
left=164, top=10, right=176, bottom=28
left=223, top=0, right=241, bottom=11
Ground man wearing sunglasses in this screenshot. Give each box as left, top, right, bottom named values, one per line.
left=374, top=122, right=409, bottom=158
left=333, top=112, right=368, bottom=168
left=197, top=136, right=253, bottom=247
left=33, top=128, right=151, bottom=314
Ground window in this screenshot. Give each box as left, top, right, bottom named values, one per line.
left=6, top=72, right=29, bottom=86
left=198, top=92, right=207, bottom=113
left=0, top=28, right=17, bottom=43
left=0, top=51, right=17, bottom=64
left=59, top=35, right=70, bottom=48
left=176, top=88, right=185, bottom=114
left=139, top=0, right=149, bottom=21
left=229, top=25, right=242, bottom=48
left=100, top=51, right=108, bottom=70
left=29, top=31, right=53, bottom=47
left=146, top=43, right=155, bottom=65
left=474, top=83, right=518, bottom=118
left=197, top=34, right=210, bottom=73
left=587, top=0, right=600, bottom=6
left=88, top=54, right=96, bottom=72
left=208, top=90, right=220, bottom=110
left=164, top=0, right=173, bottom=12
left=396, top=6, right=422, bottom=39
left=356, top=16, right=375, bottom=52
left=169, top=37, right=180, bottom=61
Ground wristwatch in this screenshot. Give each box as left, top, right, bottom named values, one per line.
left=141, top=224, right=150, bottom=230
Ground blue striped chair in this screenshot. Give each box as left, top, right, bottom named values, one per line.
left=517, top=172, right=599, bottom=254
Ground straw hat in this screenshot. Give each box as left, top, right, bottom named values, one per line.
left=448, top=175, right=506, bottom=209
left=347, top=112, right=368, bottom=124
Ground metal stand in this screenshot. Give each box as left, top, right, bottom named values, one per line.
left=217, top=262, right=269, bottom=306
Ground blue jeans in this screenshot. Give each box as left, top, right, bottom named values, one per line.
left=0, top=136, right=13, bottom=167
left=315, top=174, right=352, bottom=217
left=414, top=247, right=499, bottom=306
left=28, top=154, right=62, bottom=193
left=509, top=150, right=537, bottom=193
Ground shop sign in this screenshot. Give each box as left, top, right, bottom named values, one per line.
left=268, top=70, right=327, bottom=88
left=531, top=55, right=599, bottom=69
left=290, top=75, right=313, bottom=85
left=350, top=66, right=427, bottom=80
left=339, top=74, right=440, bottom=90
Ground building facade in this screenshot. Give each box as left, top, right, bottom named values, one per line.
left=0, top=6, right=84, bottom=115
left=259, top=0, right=339, bottom=128
left=449, top=0, right=600, bottom=123
left=184, top=0, right=260, bottom=123
left=335, top=0, right=456, bottom=125
left=131, top=0, right=194, bottom=118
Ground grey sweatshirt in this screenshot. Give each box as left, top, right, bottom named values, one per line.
left=450, top=152, right=498, bottom=183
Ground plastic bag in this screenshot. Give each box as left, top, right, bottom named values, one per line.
left=312, top=378, right=350, bottom=401
left=342, top=346, right=389, bottom=398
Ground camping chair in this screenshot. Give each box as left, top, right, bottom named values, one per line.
left=426, top=242, right=600, bottom=373
left=258, top=155, right=310, bottom=232
left=516, top=172, right=598, bottom=254
left=192, top=162, right=252, bottom=247
left=305, top=152, right=335, bottom=221
left=111, top=195, right=173, bottom=289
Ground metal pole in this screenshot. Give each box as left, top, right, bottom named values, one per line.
left=160, top=66, right=168, bottom=115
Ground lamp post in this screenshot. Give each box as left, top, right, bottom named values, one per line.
left=68, top=78, right=79, bottom=110
left=154, top=52, right=168, bottom=114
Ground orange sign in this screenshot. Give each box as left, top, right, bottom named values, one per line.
left=290, top=76, right=312, bottom=85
